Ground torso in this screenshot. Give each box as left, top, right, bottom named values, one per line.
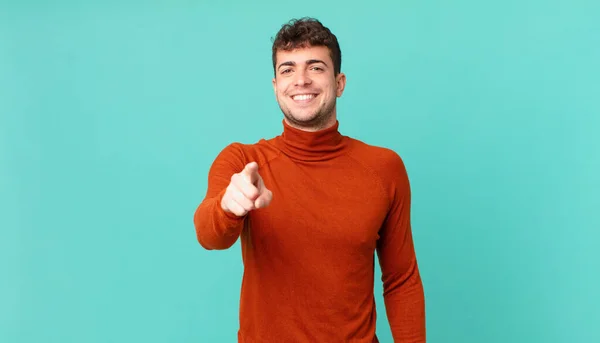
left=235, top=136, right=392, bottom=342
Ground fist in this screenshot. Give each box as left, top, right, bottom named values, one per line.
left=221, top=162, right=273, bottom=216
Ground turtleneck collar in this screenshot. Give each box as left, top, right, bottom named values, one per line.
left=273, top=119, right=348, bottom=162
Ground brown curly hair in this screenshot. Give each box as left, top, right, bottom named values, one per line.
left=271, top=17, right=342, bottom=76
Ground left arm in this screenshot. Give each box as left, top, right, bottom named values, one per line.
left=376, top=153, right=426, bottom=342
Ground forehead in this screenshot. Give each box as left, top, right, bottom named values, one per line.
left=275, top=45, right=332, bottom=65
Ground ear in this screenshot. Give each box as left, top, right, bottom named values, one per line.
left=335, top=72, right=347, bottom=97
left=272, top=77, right=277, bottom=95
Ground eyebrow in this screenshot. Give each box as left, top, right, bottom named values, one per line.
left=277, top=59, right=328, bottom=70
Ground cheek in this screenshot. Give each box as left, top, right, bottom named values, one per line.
left=275, top=87, right=286, bottom=98
left=278, top=84, right=290, bottom=97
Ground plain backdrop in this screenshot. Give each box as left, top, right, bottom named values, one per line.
left=1, top=1, right=599, bottom=342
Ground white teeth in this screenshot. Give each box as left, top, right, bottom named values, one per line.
left=292, top=94, right=315, bottom=101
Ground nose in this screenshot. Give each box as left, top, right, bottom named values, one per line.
left=294, top=69, right=312, bottom=86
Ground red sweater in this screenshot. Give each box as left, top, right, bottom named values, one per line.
left=194, top=120, right=425, bottom=342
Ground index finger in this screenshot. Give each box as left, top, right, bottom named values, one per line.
left=241, top=162, right=259, bottom=185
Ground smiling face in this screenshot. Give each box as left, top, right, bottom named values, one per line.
left=272, top=45, right=346, bottom=131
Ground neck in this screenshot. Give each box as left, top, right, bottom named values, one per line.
left=273, top=117, right=347, bottom=162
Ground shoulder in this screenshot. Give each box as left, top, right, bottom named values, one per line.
left=212, top=139, right=281, bottom=170
left=346, top=137, right=409, bottom=179
left=344, top=137, right=411, bottom=202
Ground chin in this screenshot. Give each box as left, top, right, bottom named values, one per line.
left=278, top=99, right=335, bottom=128
left=285, top=111, right=332, bottom=129
left=286, top=109, right=319, bottom=121
left=291, top=113, right=319, bottom=122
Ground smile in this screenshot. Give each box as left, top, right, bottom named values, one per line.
left=291, top=93, right=318, bottom=102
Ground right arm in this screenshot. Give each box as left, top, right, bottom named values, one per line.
left=193, top=144, right=247, bottom=250
left=193, top=144, right=272, bottom=250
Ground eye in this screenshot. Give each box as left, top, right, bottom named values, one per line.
left=280, top=68, right=292, bottom=74
left=311, top=66, right=324, bottom=72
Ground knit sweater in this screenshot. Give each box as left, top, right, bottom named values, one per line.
left=193, top=120, right=425, bottom=342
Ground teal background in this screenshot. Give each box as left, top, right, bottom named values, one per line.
left=2, top=1, right=599, bottom=342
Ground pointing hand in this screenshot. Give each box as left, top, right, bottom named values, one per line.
left=221, top=162, right=273, bottom=216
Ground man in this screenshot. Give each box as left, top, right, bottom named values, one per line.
left=193, top=17, right=425, bottom=342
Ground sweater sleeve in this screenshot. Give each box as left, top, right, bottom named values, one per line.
left=193, top=143, right=248, bottom=250
left=376, top=152, right=426, bottom=342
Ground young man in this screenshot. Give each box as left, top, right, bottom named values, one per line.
left=193, top=17, right=425, bottom=342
